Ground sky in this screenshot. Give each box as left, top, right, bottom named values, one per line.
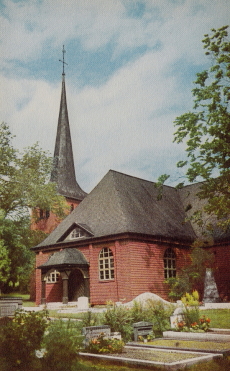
left=1, top=0, right=229, bottom=193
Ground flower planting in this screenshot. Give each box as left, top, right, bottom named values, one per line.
left=86, top=332, right=124, bottom=354
left=174, top=291, right=211, bottom=332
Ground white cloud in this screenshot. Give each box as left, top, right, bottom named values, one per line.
left=0, top=0, right=230, bottom=192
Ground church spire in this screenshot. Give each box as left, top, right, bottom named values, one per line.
left=50, top=46, right=86, bottom=201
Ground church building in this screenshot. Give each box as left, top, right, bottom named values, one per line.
left=32, top=61, right=230, bottom=306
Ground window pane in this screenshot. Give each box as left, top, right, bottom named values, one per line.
left=99, top=248, right=114, bottom=280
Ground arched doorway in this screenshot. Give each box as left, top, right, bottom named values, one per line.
left=68, top=269, right=85, bottom=301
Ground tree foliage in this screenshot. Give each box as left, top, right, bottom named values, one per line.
left=166, top=247, right=214, bottom=300
left=0, top=122, right=67, bottom=292
left=173, top=26, right=230, bottom=230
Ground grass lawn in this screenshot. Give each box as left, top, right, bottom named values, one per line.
left=147, top=339, right=230, bottom=351
left=201, top=309, right=230, bottom=329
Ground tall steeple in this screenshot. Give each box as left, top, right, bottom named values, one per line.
left=50, top=46, right=86, bottom=201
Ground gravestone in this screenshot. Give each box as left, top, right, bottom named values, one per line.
left=203, top=268, right=220, bottom=303
left=77, top=296, right=89, bottom=310
left=82, top=325, right=111, bottom=346
left=0, top=297, right=23, bottom=317
left=133, top=321, right=153, bottom=342
left=170, top=307, right=184, bottom=328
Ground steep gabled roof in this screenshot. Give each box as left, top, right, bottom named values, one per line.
left=35, top=170, right=196, bottom=248
left=50, top=74, right=86, bottom=201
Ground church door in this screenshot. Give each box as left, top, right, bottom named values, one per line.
left=68, top=269, right=85, bottom=301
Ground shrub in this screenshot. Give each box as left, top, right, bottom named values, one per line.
left=0, top=309, right=49, bottom=369
left=82, top=310, right=103, bottom=327
left=145, top=299, right=174, bottom=336
left=175, top=291, right=211, bottom=332
left=102, top=303, right=133, bottom=342
left=130, top=300, right=148, bottom=323
left=86, top=332, right=124, bottom=354
left=181, top=291, right=200, bottom=328
left=42, top=319, right=83, bottom=371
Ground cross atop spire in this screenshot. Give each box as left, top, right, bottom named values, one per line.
left=59, top=45, right=68, bottom=76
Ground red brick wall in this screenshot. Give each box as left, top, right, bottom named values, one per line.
left=35, top=250, right=64, bottom=305
left=89, top=242, right=119, bottom=305
left=35, top=240, right=229, bottom=306
left=86, top=240, right=191, bottom=305
left=31, top=198, right=80, bottom=234
left=46, top=280, right=63, bottom=303
left=208, top=244, right=230, bottom=301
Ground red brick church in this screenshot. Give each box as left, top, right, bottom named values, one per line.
left=32, top=69, right=230, bottom=306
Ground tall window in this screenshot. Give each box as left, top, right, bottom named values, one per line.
left=99, top=248, right=114, bottom=280
left=164, top=248, right=176, bottom=279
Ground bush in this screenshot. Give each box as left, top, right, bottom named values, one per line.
left=102, top=303, right=133, bottom=342
left=86, top=332, right=124, bottom=354
left=145, top=299, right=174, bottom=336
left=0, top=309, right=49, bottom=369
left=175, top=291, right=211, bottom=332
left=82, top=310, right=103, bottom=327
left=130, top=300, right=148, bottom=323
left=42, top=319, right=83, bottom=371
left=181, top=291, right=200, bottom=328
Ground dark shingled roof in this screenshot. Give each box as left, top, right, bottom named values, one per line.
left=38, top=248, right=88, bottom=269
left=50, top=74, right=87, bottom=201
left=35, top=170, right=197, bottom=249
left=178, top=183, right=230, bottom=242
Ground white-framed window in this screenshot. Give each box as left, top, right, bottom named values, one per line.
left=46, top=269, right=60, bottom=283
left=164, top=248, right=176, bottom=279
left=70, top=227, right=85, bottom=239
left=99, top=248, right=114, bottom=280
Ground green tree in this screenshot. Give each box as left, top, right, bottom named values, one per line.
left=173, top=26, right=230, bottom=231
left=0, top=122, right=67, bottom=292
left=166, top=246, right=214, bottom=300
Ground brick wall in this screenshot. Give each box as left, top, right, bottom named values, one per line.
left=35, top=239, right=229, bottom=306
left=209, top=243, right=230, bottom=301
left=31, top=198, right=80, bottom=234
left=86, top=239, right=191, bottom=305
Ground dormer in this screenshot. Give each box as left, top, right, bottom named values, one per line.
left=58, top=223, right=94, bottom=242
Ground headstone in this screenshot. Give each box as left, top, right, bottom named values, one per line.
left=170, top=307, right=184, bottom=328
left=77, top=296, right=89, bottom=310
left=133, top=321, right=153, bottom=342
left=82, top=325, right=111, bottom=346
left=0, top=297, right=23, bottom=317
left=110, top=332, right=122, bottom=340
left=203, top=268, right=220, bottom=303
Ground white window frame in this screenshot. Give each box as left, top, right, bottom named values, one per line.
left=46, top=269, right=60, bottom=283
left=99, top=248, right=115, bottom=280
left=70, top=227, right=85, bottom=239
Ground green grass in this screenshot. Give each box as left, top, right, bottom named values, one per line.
left=200, top=309, right=230, bottom=329
left=147, top=339, right=230, bottom=351
left=71, top=356, right=230, bottom=371
left=47, top=309, right=86, bottom=319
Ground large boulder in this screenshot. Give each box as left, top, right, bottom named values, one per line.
left=124, top=292, right=175, bottom=308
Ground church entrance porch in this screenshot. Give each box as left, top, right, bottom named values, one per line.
left=68, top=269, right=85, bottom=301
left=38, top=248, right=89, bottom=305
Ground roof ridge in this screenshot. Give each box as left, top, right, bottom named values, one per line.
left=108, top=169, right=177, bottom=190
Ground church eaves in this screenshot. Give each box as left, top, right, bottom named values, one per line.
left=50, top=71, right=87, bottom=201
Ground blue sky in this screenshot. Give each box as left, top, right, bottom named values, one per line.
left=1, top=0, right=229, bottom=192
